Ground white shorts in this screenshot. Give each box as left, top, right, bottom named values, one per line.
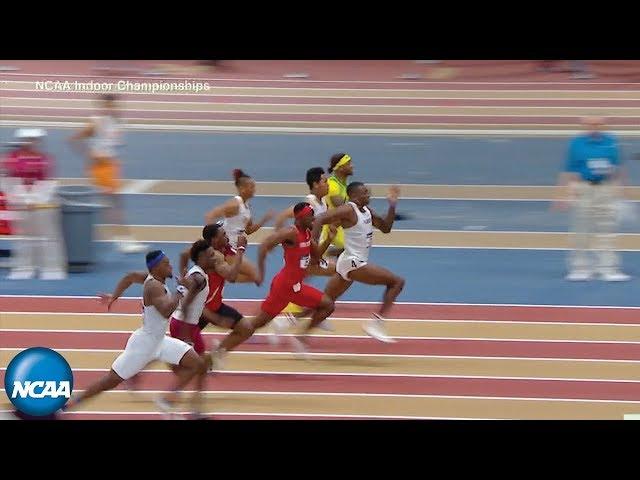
left=336, top=253, right=368, bottom=281
left=111, top=329, right=192, bottom=380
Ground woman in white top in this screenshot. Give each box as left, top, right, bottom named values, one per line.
left=312, top=182, right=404, bottom=344
left=205, top=169, right=275, bottom=284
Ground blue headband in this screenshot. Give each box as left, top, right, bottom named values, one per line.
left=147, top=251, right=166, bottom=270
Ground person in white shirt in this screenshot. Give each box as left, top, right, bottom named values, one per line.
left=204, top=168, right=275, bottom=284
left=3, top=129, right=67, bottom=280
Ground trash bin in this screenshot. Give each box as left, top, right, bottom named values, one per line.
left=56, top=185, right=102, bottom=273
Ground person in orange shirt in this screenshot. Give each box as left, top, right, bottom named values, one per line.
left=69, top=94, right=147, bottom=254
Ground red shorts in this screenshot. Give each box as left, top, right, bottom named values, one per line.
left=169, top=317, right=205, bottom=354
left=261, top=276, right=324, bottom=317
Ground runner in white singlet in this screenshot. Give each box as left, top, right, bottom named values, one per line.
left=61, top=251, right=206, bottom=418
left=312, top=182, right=404, bottom=343
left=204, top=168, right=275, bottom=285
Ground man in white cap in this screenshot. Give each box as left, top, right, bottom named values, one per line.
left=553, top=116, right=630, bottom=281
left=3, top=129, right=67, bottom=280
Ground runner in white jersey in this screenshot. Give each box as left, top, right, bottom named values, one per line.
left=61, top=250, right=206, bottom=418
left=98, top=235, right=250, bottom=415
left=167, top=240, right=217, bottom=417
left=90, top=114, right=122, bottom=158
left=312, top=182, right=404, bottom=343
left=68, top=93, right=146, bottom=254
left=274, top=167, right=335, bottom=277
left=204, top=168, right=275, bottom=284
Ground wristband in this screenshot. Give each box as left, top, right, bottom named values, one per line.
left=176, top=285, right=188, bottom=296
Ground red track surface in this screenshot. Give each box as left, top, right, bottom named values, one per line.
left=3, top=330, right=640, bottom=360
left=2, top=60, right=640, bottom=84
left=3, top=296, right=640, bottom=419
left=2, top=370, right=638, bottom=401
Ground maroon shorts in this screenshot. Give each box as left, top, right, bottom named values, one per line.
left=169, top=317, right=205, bottom=354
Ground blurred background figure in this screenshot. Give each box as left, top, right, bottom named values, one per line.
left=538, top=60, right=594, bottom=79
left=569, top=61, right=594, bottom=80
left=69, top=94, right=147, bottom=253
left=553, top=116, right=629, bottom=282
left=2, top=129, right=67, bottom=280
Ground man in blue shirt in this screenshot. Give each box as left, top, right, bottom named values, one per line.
left=553, top=116, right=629, bottom=281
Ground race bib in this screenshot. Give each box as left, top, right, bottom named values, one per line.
left=319, top=258, right=329, bottom=270
left=587, top=158, right=612, bottom=176
left=299, top=254, right=310, bottom=269
left=366, top=232, right=373, bottom=248
left=293, top=282, right=301, bottom=293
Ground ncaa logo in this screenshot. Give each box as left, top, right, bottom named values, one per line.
left=4, top=347, right=73, bottom=416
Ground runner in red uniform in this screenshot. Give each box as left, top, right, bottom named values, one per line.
left=208, top=202, right=336, bottom=367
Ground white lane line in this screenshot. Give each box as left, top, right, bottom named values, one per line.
left=11, top=97, right=640, bottom=111
left=3, top=327, right=640, bottom=345
left=9, top=86, right=640, bottom=101
left=6, top=72, right=640, bottom=86
left=3, top=366, right=638, bottom=384
left=2, top=312, right=637, bottom=327
left=2, top=346, right=640, bottom=363
left=0, top=120, right=621, bottom=136
left=3, top=294, right=640, bottom=310
left=0, top=409, right=494, bottom=420
left=7, top=103, right=640, bottom=118
left=2, top=388, right=638, bottom=404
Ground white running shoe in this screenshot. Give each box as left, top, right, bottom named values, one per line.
left=565, top=271, right=593, bottom=282
left=269, top=315, right=293, bottom=345
left=600, top=271, right=631, bottom=282
left=208, top=339, right=225, bottom=371
left=316, top=319, right=334, bottom=332
left=154, top=396, right=176, bottom=420
left=288, top=336, right=310, bottom=360
left=362, top=313, right=396, bottom=343
left=39, top=269, right=67, bottom=280
left=7, top=268, right=35, bottom=280
left=123, top=376, right=141, bottom=399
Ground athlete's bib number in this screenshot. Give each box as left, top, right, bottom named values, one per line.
left=299, top=255, right=310, bottom=269
left=366, top=232, right=373, bottom=249
left=293, top=282, right=301, bottom=293
left=587, top=158, right=612, bottom=176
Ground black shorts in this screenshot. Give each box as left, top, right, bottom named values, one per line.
left=198, top=303, right=244, bottom=330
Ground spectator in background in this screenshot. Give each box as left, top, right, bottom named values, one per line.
left=569, top=61, right=594, bottom=80
left=538, top=60, right=594, bottom=79
left=3, top=129, right=67, bottom=280
left=69, top=94, right=147, bottom=253
left=553, top=116, right=629, bottom=281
